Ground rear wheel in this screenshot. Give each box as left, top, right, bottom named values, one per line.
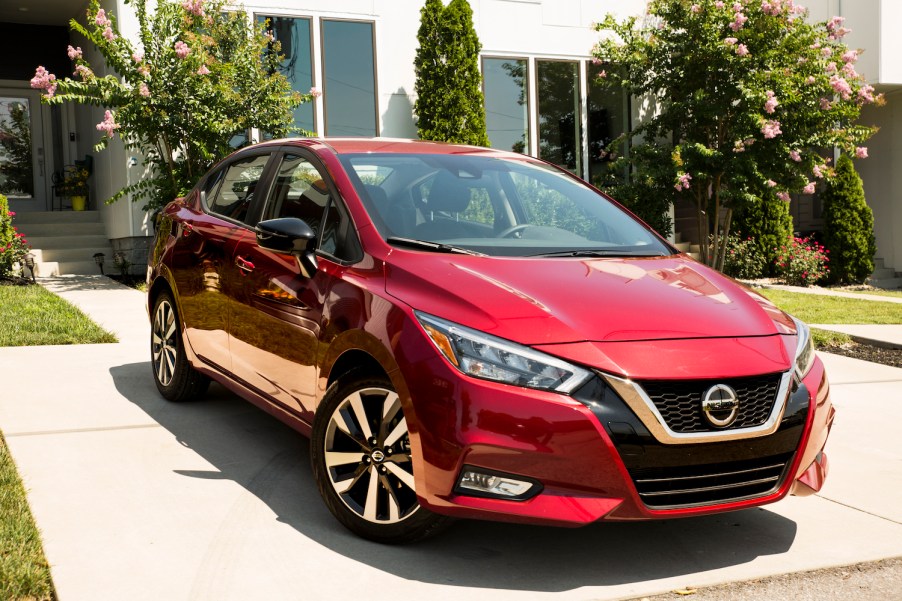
left=311, top=374, right=450, bottom=543
left=151, top=292, right=210, bottom=402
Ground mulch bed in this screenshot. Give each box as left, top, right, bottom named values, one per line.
left=819, top=342, right=902, bottom=369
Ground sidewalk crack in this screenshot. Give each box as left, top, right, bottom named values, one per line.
left=815, top=494, right=902, bottom=526
left=6, top=423, right=162, bottom=438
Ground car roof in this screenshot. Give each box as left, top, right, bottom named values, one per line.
left=267, top=137, right=530, bottom=159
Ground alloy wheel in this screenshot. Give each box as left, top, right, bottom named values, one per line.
left=323, top=386, right=419, bottom=524
left=152, top=299, right=178, bottom=387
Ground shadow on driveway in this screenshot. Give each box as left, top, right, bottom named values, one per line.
left=110, top=360, right=798, bottom=594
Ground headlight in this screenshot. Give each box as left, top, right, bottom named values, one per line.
left=791, top=316, right=815, bottom=381
left=415, top=312, right=592, bottom=394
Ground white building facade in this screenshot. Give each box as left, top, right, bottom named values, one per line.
left=0, top=0, right=898, bottom=282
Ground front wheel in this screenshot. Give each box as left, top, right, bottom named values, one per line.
left=150, top=291, right=210, bottom=402
left=311, top=374, right=451, bottom=543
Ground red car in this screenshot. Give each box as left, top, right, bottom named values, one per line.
left=147, top=138, right=834, bottom=543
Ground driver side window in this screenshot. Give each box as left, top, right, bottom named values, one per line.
left=264, top=154, right=329, bottom=235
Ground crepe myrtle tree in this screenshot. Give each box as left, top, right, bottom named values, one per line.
left=30, top=0, right=307, bottom=211
left=591, top=0, right=882, bottom=269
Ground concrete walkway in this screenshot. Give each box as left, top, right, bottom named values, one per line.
left=756, top=282, right=902, bottom=304
left=0, top=276, right=900, bottom=600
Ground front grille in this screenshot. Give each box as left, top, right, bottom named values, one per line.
left=639, top=374, right=782, bottom=433
left=630, top=453, right=793, bottom=509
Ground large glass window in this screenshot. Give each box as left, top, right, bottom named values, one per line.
left=536, top=60, right=582, bottom=175
left=321, top=20, right=377, bottom=137
left=258, top=15, right=314, bottom=135
left=483, top=57, right=529, bottom=154
left=0, top=97, right=34, bottom=198
left=587, top=62, right=628, bottom=186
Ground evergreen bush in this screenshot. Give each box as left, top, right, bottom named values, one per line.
left=414, top=0, right=489, bottom=146
left=723, top=235, right=767, bottom=280
left=821, top=154, right=876, bottom=284
left=732, top=193, right=794, bottom=274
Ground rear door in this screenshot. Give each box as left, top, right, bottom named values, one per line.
left=167, top=151, right=275, bottom=372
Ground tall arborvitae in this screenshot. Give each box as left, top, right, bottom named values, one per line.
left=413, top=0, right=489, bottom=146
left=822, top=154, right=877, bottom=284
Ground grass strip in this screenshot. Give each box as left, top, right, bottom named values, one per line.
left=759, top=288, right=902, bottom=325
left=0, top=285, right=117, bottom=346
left=0, top=432, right=54, bottom=600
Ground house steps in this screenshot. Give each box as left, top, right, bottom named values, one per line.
left=13, top=211, right=113, bottom=277
left=868, top=258, right=902, bottom=290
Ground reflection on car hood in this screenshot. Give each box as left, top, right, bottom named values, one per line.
left=384, top=253, right=794, bottom=345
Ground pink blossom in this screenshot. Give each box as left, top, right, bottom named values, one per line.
left=806, top=76, right=816, bottom=84
left=691, top=4, right=701, bottom=13
left=820, top=47, right=833, bottom=58
left=139, top=82, right=150, bottom=97
left=132, top=51, right=144, bottom=63
left=810, top=42, right=821, bottom=50
left=732, top=2, right=742, bottom=11
left=858, top=84, right=876, bottom=104
left=715, top=1, right=725, bottom=8
left=766, top=179, right=777, bottom=188
left=138, top=65, right=150, bottom=77
left=736, top=44, right=750, bottom=57
left=842, top=63, right=858, bottom=78
left=855, top=147, right=868, bottom=159
left=789, top=149, right=801, bottom=162
left=802, top=182, right=816, bottom=194
left=181, top=0, right=204, bottom=16
left=764, top=90, right=779, bottom=114
left=724, top=37, right=738, bottom=46
left=197, top=64, right=210, bottom=75
left=841, top=50, right=858, bottom=64
left=174, top=41, right=190, bottom=59
left=96, top=109, right=119, bottom=138
left=29, top=66, right=57, bottom=97
left=730, top=13, right=749, bottom=31
left=591, top=57, right=601, bottom=65
left=761, top=120, right=782, bottom=138
left=309, top=86, right=322, bottom=98
left=819, top=97, right=832, bottom=110
left=830, top=75, right=852, bottom=100
left=777, top=191, right=791, bottom=202
left=95, top=8, right=111, bottom=28
left=102, top=26, right=116, bottom=41
left=813, top=164, right=824, bottom=178
left=825, top=62, right=837, bottom=73
left=826, top=16, right=845, bottom=32
left=675, top=173, right=692, bottom=191
left=67, top=45, right=82, bottom=60
left=74, top=64, right=93, bottom=79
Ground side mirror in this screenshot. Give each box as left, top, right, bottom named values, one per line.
left=255, top=217, right=318, bottom=277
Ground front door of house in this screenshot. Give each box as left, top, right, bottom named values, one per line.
left=0, top=89, right=50, bottom=212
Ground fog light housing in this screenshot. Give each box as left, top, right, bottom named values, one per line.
left=455, top=467, right=541, bottom=501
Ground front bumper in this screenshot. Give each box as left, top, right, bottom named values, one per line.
left=393, top=325, right=834, bottom=527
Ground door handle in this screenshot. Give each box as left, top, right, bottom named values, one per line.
left=235, top=256, right=255, bottom=273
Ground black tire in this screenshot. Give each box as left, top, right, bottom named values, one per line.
left=150, top=291, right=210, bottom=402
left=311, top=374, right=451, bottom=543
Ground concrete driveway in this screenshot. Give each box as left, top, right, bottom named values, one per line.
left=0, top=277, right=900, bottom=600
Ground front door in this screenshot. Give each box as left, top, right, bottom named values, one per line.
left=0, top=89, right=50, bottom=211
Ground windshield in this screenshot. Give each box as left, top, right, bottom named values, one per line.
left=339, top=153, right=671, bottom=258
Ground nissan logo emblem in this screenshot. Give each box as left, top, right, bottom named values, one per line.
left=702, top=384, right=740, bottom=428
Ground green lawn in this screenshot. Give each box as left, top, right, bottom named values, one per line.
left=760, top=288, right=902, bottom=348
left=0, top=285, right=117, bottom=346
left=0, top=433, right=54, bottom=600
left=759, top=289, right=902, bottom=325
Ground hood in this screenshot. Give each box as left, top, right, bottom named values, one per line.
left=384, top=252, right=795, bottom=345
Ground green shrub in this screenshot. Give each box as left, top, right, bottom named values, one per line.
left=414, top=0, right=489, bottom=146
left=732, top=194, right=793, bottom=275
left=0, top=195, right=30, bottom=278
left=774, top=235, right=829, bottom=287
left=723, top=235, right=767, bottom=280
left=821, top=154, right=876, bottom=284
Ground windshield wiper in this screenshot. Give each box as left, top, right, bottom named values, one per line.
left=530, top=249, right=665, bottom=258
left=387, top=236, right=486, bottom=256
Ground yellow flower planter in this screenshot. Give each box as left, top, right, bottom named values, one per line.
left=71, top=195, right=86, bottom=211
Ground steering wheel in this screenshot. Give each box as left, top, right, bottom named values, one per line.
left=496, top=224, right=532, bottom=238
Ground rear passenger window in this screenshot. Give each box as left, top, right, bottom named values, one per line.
left=264, top=154, right=330, bottom=234
left=207, top=154, right=270, bottom=224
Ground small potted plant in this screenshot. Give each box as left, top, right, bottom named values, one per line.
left=60, top=166, right=90, bottom=210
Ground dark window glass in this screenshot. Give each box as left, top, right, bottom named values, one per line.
left=322, top=20, right=377, bottom=136
left=264, top=154, right=329, bottom=234
left=207, top=154, right=270, bottom=224
left=587, top=62, right=628, bottom=186
left=258, top=15, right=314, bottom=135
left=483, top=58, right=528, bottom=154
left=0, top=97, right=34, bottom=197
left=537, top=60, right=582, bottom=174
